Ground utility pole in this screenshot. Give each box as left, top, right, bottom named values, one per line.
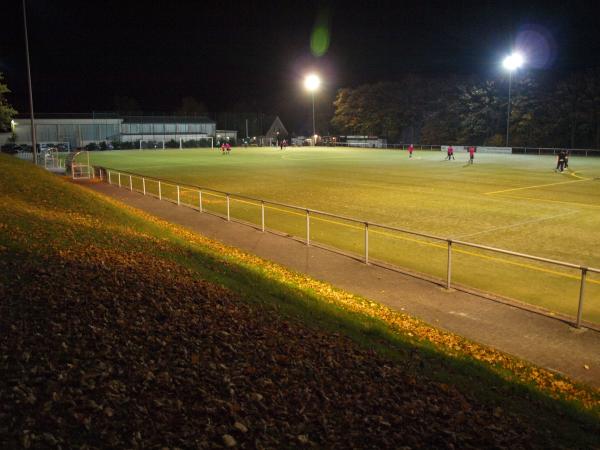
left=23, top=0, right=37, bottom=164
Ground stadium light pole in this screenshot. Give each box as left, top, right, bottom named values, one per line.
left=304, top=74, right=321, bottom=145
left=502, top=52, right=524, bottom=147
left=22, top=0, right=37, bottom=164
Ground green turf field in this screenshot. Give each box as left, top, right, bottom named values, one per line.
left=88, top=147, right=600, bottom=323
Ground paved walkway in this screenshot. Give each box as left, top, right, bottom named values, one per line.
left=84, top=181, right=600, bottom=388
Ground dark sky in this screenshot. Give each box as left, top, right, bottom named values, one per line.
left=1, top=0, right=600, bottom=132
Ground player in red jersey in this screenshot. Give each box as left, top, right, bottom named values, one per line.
left=468, top=146, right=475, bottom=164
left=408, top=144, right=414, bottom=158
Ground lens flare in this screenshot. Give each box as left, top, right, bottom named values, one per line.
left=516, top=24, right=557, bottom=69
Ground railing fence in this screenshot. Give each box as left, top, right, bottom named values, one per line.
left=97, top=166, right=600, bottom=329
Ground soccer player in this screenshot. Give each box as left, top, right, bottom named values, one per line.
left=555, top=150, right=566, bottom=172
left=468, top=146, right=475, bottom=164
left=447, top=145, right=455, bottom=160
left=226, top=142, right=231, bottom=155
left=408, top=144, right=414, bottom=158
left=564, top=150, right=569, bottom=169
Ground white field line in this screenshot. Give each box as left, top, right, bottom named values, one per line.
left=493, top=193, right=600, bottom=209
left=484, top=177, right=591, bottom=195
left=454, top=210, right=578, bottom=239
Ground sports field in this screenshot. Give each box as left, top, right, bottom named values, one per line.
left=88, top=147, right=600, bottom=323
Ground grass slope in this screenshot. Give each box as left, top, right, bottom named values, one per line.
left=1, top=154, right=599, bottom=448
left=89, top=148, right=600, bottom=323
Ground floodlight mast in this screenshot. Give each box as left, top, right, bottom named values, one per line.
left=304, top=74, right=321, bottom=145
left=502, top=53, right=524, bottom=146
left=22, top=0, right=37, bottom=164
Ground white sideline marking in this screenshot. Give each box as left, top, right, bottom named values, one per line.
left=485, top=177, right=590, bottom=195
left=454, top=211, right=578, bottom=239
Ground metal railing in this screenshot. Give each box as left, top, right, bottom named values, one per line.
left=97, top=166, right=600, bottom=329
left=328, top=143, right=600, bottom=155
left=511, top=147, right=600, bottom=157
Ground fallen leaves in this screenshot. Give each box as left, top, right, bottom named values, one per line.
left=0, top=248, right=545, bottom=448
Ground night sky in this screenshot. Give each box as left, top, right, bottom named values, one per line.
left=1, top=0, right=600, bottom=132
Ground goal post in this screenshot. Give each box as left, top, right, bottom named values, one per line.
left=70, top=150, right=92, bottom=180
left=185, top=136, right=213, bottom=149
left=204, top=136, right=214, bottom=149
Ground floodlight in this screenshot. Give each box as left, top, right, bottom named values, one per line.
left=502, top=53, right=524, bottom=71
left=502, top=52, right=525, bottom=146
left=304, top=74, right=321, bottom=92
left=304, top=73, right=322, bottom=145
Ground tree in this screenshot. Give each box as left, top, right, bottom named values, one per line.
left=176, top=97, right=208, bottom=115
left=452, top=77, right=505, bottom=145
left=582, top=68, right=600, bottom=149
left=331, top=83, right=409, bottom=141
left=417, top=76, right=462, bottom=144
left=504, top=74, right=552, bottom=147
left=331, top=76, right=459, bottom=142
left=0, top=73, right=17, bottom=132
left=331, top=70, right=600, bottom=148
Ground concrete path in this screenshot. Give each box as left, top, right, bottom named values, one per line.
left=84, top=181, right=600, bottom=388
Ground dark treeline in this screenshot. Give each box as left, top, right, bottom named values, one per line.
left=330, top=69, right=600, bottom=148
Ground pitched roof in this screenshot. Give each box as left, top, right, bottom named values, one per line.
left=265, top=116, right=288, bottom=138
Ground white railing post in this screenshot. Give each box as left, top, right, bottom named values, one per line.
left=364, top=222, right=369, bottom=264
left=306, top=210, right=310, bottom=246
left=108, top=170, right=112, bottom=184
left=446, top=239, right=453, bottom=289
left=129, top=175, right=133, bottom=191
left=142, top=177, right=146, bottom=195
left=576, top=267, right=588, bottom=328
left=118, top=172, right=121, bottom=187
left=199, top=190, right=203, bottom=212
left=261, top=201, right=265, bottom=232
left=227, top=194, right=230, bottom=221
left=177, top=185, right=180, bottom=205
left=158, top=181, right=162, bottom=200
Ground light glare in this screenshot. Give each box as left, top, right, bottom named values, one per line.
left=304, top=74, right=321, bottom=92
left=502, top=53, right=525, bottom=71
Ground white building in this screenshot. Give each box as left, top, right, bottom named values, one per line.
left=10, top=114, right=217, bottom=148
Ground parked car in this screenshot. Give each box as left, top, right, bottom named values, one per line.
left=1, top=143, right=23, bottom=154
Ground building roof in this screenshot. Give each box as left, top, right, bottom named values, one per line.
left=122, top=115, right=215, bottom=124
left=16, top=113, right=215, bottom=124
left=265, top=116, right=288, bottom=138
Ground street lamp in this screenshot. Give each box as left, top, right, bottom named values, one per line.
left=502, top=52, right=524, bottom=146
left=304, top=73, right=321, bottom=145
